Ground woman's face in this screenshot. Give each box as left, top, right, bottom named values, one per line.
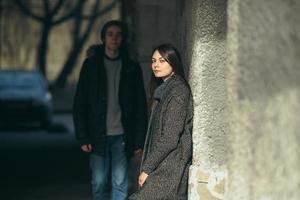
left=151, top=50, right=174, bottom=81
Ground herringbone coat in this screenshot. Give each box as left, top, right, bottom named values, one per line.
left=129, top=74, right=193, bottom=200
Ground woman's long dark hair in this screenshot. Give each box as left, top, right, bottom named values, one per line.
left=148, top=44, right=187, bottom=109
left=151, top=44, right=185, bottom=79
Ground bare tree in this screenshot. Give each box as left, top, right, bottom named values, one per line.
left=14, top=0, right=117, bottom=85
left=15, top=0, right=77, bottom=76
left=55, top=0, right=117, bottom=87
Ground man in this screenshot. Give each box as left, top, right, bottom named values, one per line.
left=73, top=20, right=147, bottom=200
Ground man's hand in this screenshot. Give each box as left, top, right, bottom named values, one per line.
left=138, top=171, right=149, bottom=187
left=81, top=144, right=92, bottom=152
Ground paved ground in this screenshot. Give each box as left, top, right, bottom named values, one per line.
left=0, top=86, right=141, bottom=199
left=0, top=114, right=141, bottom=200
left=0, top=114, right=91, bottom=200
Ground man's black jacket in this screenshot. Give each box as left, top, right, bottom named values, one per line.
left=73, top=45, right=147, bottom=157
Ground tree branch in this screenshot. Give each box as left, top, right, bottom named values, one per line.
left=81, top=0, right=118, bottom=19
left=51, top=0, right=81, bottom=26
left=72, top=0, right=85, bottom=42
left=80, top=0, right=101, bottom=40
left=43, top=0, right=50, bottom=16
left=14, top=0, right=44, bottom=22
left=50, top=0, right=64, bottom=16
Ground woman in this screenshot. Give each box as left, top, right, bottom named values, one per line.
left=129, top=44, right=193, bottom=199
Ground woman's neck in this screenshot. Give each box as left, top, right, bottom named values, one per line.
left=162, top=72, right=175, bottom=82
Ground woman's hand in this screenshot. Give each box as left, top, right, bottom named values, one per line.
left=138, top=171, right=149, bottom=187
left=134, top=149, right=142, bottom=155
left=81, top=144, right=92, bottom=152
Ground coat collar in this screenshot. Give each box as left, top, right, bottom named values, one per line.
left=153, top=74, right=181, bottom=101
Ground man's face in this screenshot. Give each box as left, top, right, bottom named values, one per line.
left=104, top=25, right=122, bottom=52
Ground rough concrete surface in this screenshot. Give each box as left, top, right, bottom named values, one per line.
left=184, top=0, right=228, bottom=199
left=226, top=0, right=300, bottom=199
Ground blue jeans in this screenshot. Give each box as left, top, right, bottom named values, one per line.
left=90, top=135, right=128, bottom=200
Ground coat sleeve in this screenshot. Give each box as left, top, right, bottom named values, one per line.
left=73, top=59, right=90, bottom=145
left=141, top=92, right=189, bottom=174
left=133, top=64, right=148, bottom=150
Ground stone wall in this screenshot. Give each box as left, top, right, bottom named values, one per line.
left=226, top=0, right=300, bottom=199
left=184, top=0, right=300, bottom=199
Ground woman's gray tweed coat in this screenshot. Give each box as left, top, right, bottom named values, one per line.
left=129, top=74, right=193, bottom=200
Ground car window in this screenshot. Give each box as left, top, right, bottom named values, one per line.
left=0, top=72, right=45, bottom=92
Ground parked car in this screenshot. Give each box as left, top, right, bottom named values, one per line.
left=0, top=70, right=53, bottom=128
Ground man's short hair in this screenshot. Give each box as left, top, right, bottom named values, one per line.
left=100, top=20, right=128, bottom=44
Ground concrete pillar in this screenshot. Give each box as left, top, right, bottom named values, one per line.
left=184, top=0, right=228, bottom=199
left=226, top=0, right=300, bottom=199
